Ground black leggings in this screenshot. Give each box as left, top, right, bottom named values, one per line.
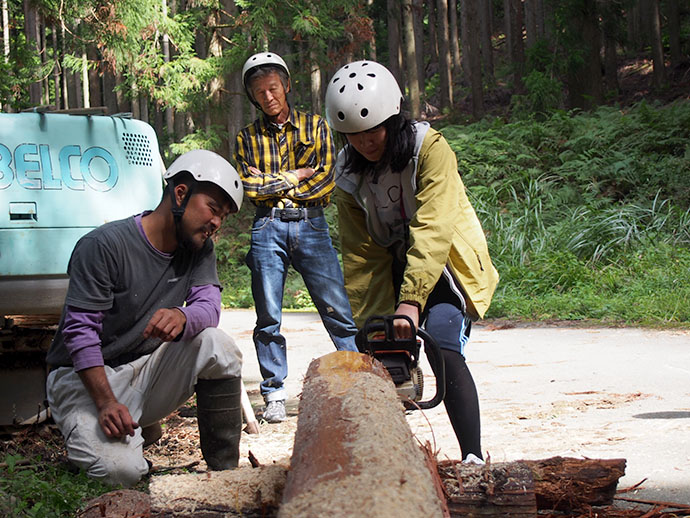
left=422, top=280, right=482, bottom=460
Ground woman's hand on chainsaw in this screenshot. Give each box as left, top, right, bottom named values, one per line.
left=394, top=302, right=420, bottom=339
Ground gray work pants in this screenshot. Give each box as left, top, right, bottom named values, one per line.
left=46, top=327, right=242, bottom=487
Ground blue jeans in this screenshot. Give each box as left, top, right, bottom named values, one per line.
left=246, top=211, right=358, bottom=401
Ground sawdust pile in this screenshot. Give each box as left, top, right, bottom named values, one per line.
left=148, top=463, right=287, bottom=514
left=278, top=351, right=445, bottom=518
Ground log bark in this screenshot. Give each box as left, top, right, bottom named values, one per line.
left=438, top=456, right=626, bottom=517
left=439, top=460, right=536, bottom=518
left=524, top=456, right=626, bottom=510
left=278, top=350, right=447, bottom=518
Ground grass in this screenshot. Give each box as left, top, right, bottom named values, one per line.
left=1, top=453, right=112, bottom=517
left=216, top=100, right=690, bottom=328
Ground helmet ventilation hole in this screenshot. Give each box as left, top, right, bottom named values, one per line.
left=367, top=73, right=376, bottom=78
left=339, top=85, right=346, bottom=93
left=360, top=108, right=368, bottom=117
left=357, top=83, right=364, bottom=90
left=349, top=72, right=356, bottom=78
left=338, top=111, right=345, bottom=121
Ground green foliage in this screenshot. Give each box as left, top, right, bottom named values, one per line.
left=442, top=100, right=690, bottom=326
left=169, top=125, right=227, bottom=157
left=0, top=454, right=111, bottom=517
left=510, top=70, right=564, bottom=118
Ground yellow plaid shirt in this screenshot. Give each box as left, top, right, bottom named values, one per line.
left=234, top=107, right=336, bottom=207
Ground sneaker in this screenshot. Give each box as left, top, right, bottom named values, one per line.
left=263, top=400, right=286, bottom=423
left=462, top=453, right=485, bottom=465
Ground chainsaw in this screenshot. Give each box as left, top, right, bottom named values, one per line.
left=355, top=315, right=445, bottom=410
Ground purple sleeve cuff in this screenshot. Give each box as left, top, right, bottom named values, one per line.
left=177, top=284, right=221, bottom=341
left=62, top=306, right=105, bottom=371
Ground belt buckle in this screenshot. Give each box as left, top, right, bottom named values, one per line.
left=280, top=208, right=302, bottom=221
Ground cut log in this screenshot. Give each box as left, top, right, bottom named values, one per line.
left=278, top=350, right=447, bottom=518
left=524, top=457, right=626, bottom=510
left=438, top=460, right=537, bottom=518
left=148, top=464, right=287, bottom=517
left=438, top=457, right=627, bottom=517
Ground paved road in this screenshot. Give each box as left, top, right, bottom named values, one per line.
left=219, top=310, right=690, bottom=505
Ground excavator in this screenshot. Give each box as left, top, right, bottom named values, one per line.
left=0, top=108, right=163, bottom=427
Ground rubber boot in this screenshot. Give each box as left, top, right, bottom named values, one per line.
left=195, top=377, right=242, bottom=470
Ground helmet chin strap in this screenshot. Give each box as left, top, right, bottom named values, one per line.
left=170, top=182, right=196, bottom=223
left=169, top=183, right=196, bottom=248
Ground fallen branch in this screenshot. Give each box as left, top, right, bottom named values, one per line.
left=149, top=460, right=200, bottom=475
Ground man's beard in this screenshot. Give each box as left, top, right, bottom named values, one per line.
left=176, top=223, right=206, bottom=251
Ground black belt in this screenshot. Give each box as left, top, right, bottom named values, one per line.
left=256, top=206, right=324, bottom=221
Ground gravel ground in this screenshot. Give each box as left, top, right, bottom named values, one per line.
left=205, top=310, right=690, bottom=507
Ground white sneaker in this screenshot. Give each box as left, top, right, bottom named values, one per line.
left=263, top=400, right=286, bottom=423
left=462, top=453, right=485, bottom=465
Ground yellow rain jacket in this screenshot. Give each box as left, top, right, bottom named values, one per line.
left=335, top=122, right=498, bottom=327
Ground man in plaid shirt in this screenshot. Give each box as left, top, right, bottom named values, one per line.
left=234, top=51, right=358, bottom=423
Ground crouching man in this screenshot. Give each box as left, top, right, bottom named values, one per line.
left=45, top=150, right=245, bottom=487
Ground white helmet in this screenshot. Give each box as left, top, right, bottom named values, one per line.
left=325, top=60, right=403, bottom=134
left=242, top=51, right=290, bottom=105
left=164, top=149, right=243, bottom=212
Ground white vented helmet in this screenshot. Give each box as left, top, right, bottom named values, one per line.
left=325, top=60, right=403, bottom=134
left=242, top=51, right=290, bottom=104
left=164, top=149, right=243, bottom=212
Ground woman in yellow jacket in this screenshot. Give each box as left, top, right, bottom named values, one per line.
left=325, top=60, right=499, bottom=462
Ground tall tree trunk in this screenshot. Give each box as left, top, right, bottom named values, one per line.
left=566, top=0, right=603, bottom=109
left=309, top=48, right=322, bottom=114
left=207, top=6, right=225, bottom=146
left=480, top=0, right=494, bottom=82
left=81, top=51, right=89, bottom=108
left=130, top=84, right=140, bottom=119
left=666, top=0, right=681, bottom=69
left=103, top=69, right=118, bottom=115
left=601, top=3, right=620, bottom=95
left=140, top=95, right=149, bottom=124
left=40, top=19, right=49, bottom=105
left=465, top=0, right=484, bottom=118
left=225, top=0, right=243, bottom=158
left=449, top=0, right=461, bottom=71
left=436, top=0, right=453, bottom=109
left=51, top=25, right=61, bottom=110
left=387, top=0, right=403, bottom=87
left=626, top=2, right=642, bottom=52
left=367, top=0, right=377, bottom=60
left=427, top=0, right=439, bottom=66
left=2, top=0, right=11, bottom=110
left=505, top=0, right=524, bottom=87
left=413, top=0, right=425, bottom=90
left=524, top=0, right=537, bottom=49
left=87, top=46, right=102, bottom=108
left=2, top=0, right=8, bottom=64
left=647, top=0, right=667, bottom=89
left=402, top=0, right=421, bottom=118
left=460, top=0, right=469, bottom=83
left=23, top=0, right=42, bottom=104
left=60, top=22, right=69, bottom=109
left=162, top=0, right=174, bottom=137
left=74, top=68, right=83, bottom=109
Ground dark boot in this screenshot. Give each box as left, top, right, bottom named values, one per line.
left=195, top=377, right=242, bottom=470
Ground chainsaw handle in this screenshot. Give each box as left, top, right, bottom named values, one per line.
left=414, top=328, right=446, bottom=410
left=356, top=315, right=446, bottom=410
left=355, top=315, right=418, bottom=356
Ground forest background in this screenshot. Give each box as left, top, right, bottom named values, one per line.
left=3, top=0, right=690, bottom=327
